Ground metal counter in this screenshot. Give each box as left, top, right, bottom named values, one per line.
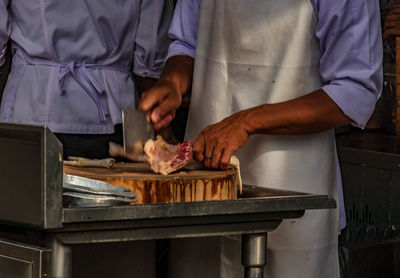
left=0, top=123, right=336, bottom=278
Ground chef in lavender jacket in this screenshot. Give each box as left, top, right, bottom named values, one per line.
left=140, top=0, right=383, bottom=277
left=0, top=0, right=174, bottom=159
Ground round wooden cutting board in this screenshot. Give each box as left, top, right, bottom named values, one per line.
left=63, top=162, right=238, bottom=204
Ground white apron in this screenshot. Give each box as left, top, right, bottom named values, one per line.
left=167, top=0, right=340, bottom=277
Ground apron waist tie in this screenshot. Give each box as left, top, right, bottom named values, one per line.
left=18, top=51, right=131, bottom=123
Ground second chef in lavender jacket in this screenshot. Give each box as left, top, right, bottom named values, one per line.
left=0, top=0, right=174, bottom=158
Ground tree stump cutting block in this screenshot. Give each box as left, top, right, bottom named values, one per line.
left=64, top=162, right=238, bottom=204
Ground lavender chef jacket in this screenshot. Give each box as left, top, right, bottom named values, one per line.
left=0, top=0, right=174, bottom=134
left=167, top=0, right=383, bottom=230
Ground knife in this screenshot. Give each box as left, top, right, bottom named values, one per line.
left=122, top=108, right=155, bottom=155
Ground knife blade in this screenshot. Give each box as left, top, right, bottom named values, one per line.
left=122, top=109, right=155, bottom=155
left=63, top=174, right=136, bottom=199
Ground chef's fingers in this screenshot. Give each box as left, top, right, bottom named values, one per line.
left=203, top=137, right=215, bottom=168
left=140, top=81, right=178, bottom=116
left=211, top=145, right=224, bottom=169
left=153, top=112, right=174, bottom=131
left=193, top=135, right=206, bottom=162
left=139, top=88, right=163, bottom=112
left=150, top=95, right=181, bottom=127
left=220, top=148, right=234, bottom=170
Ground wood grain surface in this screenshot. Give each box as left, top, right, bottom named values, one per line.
left=64, top=162, right=238, bottom=204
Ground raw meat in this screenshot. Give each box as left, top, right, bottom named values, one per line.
left=144, top=136, right=193, bottom=175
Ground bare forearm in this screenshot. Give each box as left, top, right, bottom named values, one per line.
left=192, top=89, right=351, bottom=169
left=241, top=89, right=351, bottom=135
left=160, top=55, right=194, bottom=97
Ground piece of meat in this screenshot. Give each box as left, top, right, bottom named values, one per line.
left=144, top=136, right=193, bottom=175
left=63, top=157, right=115, bottom=168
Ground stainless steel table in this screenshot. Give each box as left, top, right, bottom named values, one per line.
left=0, top=123, right=336, bottom=278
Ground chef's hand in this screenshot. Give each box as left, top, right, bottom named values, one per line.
left=139, top=80, right=181, bottom=131
left=193, top=111, right=251, bottom=170
left=139, top=56, right=194, bottom=131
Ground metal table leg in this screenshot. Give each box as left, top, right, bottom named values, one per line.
left=46, top=235, right=72, bottom=278
left=241, top=233, right=267, bottom=278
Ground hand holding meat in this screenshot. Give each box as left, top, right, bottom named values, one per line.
left=193, top=110, right=251, bottom=170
